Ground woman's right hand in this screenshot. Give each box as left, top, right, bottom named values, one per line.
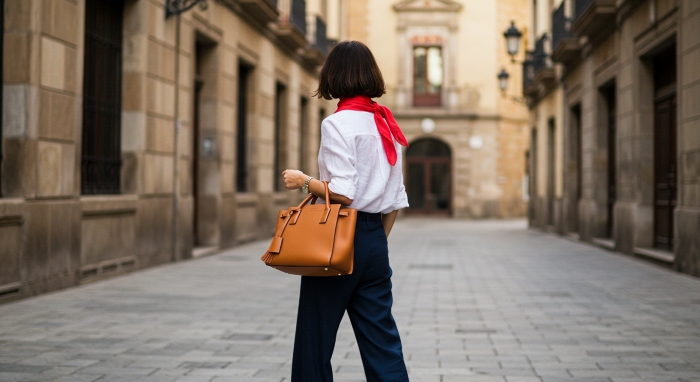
left=282, top=169, right=307, bottom=191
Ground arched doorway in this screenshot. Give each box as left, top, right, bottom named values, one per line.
left=406, top=138, right=452, bottom=215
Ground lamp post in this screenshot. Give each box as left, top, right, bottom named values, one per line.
left=166, top=0, right=208, bottom=17
left=503, top=21, right=523, bottom=62
left=498, top=68, right=510, bottom=92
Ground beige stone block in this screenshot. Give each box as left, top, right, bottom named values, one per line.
left=221, top=163, right=234, bottom=193
left=5, top=0, right=32, bottom=31
left=179, top=21, right=194, bottom=55
left=257, top=167, right=274, bottom=193
left=40, top=0, right=54, bottom=37
left=148, top=1, right=176, bottom=46
left=122, top=112, right=146, bottom=152
left=178, top=53, right=191, bottom=88
left=53, top=0, right=79, bottom=45
left=40, top=37, right=66, bottom=90
left=178, top=88, right=191, bottom=124
left=682, top=11, right=700, bottom=51
left=257, top=141, right=274, bottom=166
left=681, top=47, right=700, bottom=85
left=179, top=158, right=191, bottom=195
left=123, top=72, right=145, bottom=111
left=221, top=48, right=236, bottom=76
left=681, top=121, right=700, bottom=151
left=219, top=133, right=234, bottom=161
left=37, top=141, right=63, bottom=197
left=684, top=0, right=700, bottom=17
left=64, top=49, right=77, bottom=93
left=682, top=82, right=700, bottom=120
left=219, top=104, right=235, bottom=133
left=147, top=40, right=176, bottom=82
left=39, top=90, right=76, bottom=141
left=4, top=33, right=32, bottom=83
left=143, top=154, right=174, bottom=194
left=147, top=116, right=175, bottom=154
left=161, top=82, right=176, bottom=117
left=61, top=144, right=75, bottom=196
left=683, top=184, right=700, bottom=207
left=146, top=78, right=176, bottom=117
left=219, top=75, right=235, bottom=105
left=178, top=124, right=192, bottom=157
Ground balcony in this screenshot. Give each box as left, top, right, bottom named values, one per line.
left=302, top=15, right=329, bottom=66
left=533, top=34, right=555, bottom=88
left=571, top=0, right=616, bottom=42
left=522, top=52, right=538, bottom=98
left=275, top=0, right=307, bottom=51
left=238, top=0, right=279, bottom=25
left=551, top=1, right=581, bottom=64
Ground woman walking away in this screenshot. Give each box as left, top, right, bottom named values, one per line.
left=281, top=40, right=411, bottom=382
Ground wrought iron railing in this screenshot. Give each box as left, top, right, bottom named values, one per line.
left=532, top=34, right=550, bottom=74
left=312, top=15, right=328, bottom=55
left=522, top=51, right=536, bottom=91
left=574, top=0, right=593, bottom=20
left=552, top=1, right=574, bottom=50
left=290, top=0, right=306, bottom=36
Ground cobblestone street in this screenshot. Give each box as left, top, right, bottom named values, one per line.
left=1, top=219, right=700, bottom=382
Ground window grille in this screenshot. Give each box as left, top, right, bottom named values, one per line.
left=81, top=0, right=124, bottom=195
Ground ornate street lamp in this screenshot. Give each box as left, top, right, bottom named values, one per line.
left=497, top=68, right=510, bottom=92
left=503, top=21, right=523, bottom=60
left=166, top=0, right=209, bottom=17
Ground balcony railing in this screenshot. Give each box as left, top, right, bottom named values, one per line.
left=571, top=0, right=616, bottom=40
left=312, top=15, right=328, bottom=56
left=532, top=34, right=549, bottom=74
left=552, top=2, right=573, bottom=50
left=522, top=51, right=537, bottom=96
left=574, top=0, right=593, bottom=20
left=290, top=0, right=306, bottom=36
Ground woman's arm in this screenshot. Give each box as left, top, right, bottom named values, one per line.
left=282, top=170, right=353, bottom=206
left=381, top=210, right=399, bottom=238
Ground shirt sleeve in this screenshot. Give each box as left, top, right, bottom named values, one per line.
left=320, top=120, right=358, bottom=200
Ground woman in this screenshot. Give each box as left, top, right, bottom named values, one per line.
left=281, top=40, right=411, bottom=382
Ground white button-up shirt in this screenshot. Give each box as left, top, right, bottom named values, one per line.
left=317, top=110, right=409, bottom=214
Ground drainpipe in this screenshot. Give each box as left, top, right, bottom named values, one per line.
left=172, top=15, right=182, bottom=262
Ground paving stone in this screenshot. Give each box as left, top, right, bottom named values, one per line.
left=1, top=219, right=700, bottom=381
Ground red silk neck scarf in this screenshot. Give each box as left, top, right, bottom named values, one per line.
left=335, top=95, right=409, bottom=166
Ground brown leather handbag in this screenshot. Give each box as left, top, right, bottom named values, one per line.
left=260, top=181, right=357, bottom=276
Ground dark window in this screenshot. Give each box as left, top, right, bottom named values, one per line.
left=413, top=46, right=443, bottom=107
left=274, top=82, right=288, bottom=192
left=81, top=0, right=124, bottom=194
left=0, top=0, right=4, bottom=197
left=547, top=118, right=556, bottom=226
left=236, top=63, right=253, bottom=192
left=299, top=97, right=309, bottom=172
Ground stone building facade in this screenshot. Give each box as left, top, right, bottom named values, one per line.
left=343, top=0, right=531, bottom=218
left=0, top=0, right=336, bottom=302
left=525, top=0, right=700, bottom=277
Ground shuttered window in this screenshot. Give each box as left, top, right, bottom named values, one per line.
left=81, top=0, right=124, bottom=194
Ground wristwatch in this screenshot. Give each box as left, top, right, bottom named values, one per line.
left=302, top=176, right=314, bottom=194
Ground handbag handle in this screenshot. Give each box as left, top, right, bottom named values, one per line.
left=295, top=181, right=331, bottom=210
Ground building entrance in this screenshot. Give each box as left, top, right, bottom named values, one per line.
left=653, top=46, right=677, bottom=250
left=406, top=139, right=451, bottom=215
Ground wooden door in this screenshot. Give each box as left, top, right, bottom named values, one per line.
left=653, top=94, right=677, bottom=249
left=406, top=139, right=451, bottom=215
left=605, top=85, right=616, bottom=239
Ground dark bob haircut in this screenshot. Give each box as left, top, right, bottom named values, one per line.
left=314, top=40, right=386, bottom=100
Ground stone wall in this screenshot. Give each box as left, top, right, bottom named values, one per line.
left=0, top=0, right=331, bottom=303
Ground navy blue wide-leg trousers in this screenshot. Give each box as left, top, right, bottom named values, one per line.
left=291, top=211, right=409, bottom=382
